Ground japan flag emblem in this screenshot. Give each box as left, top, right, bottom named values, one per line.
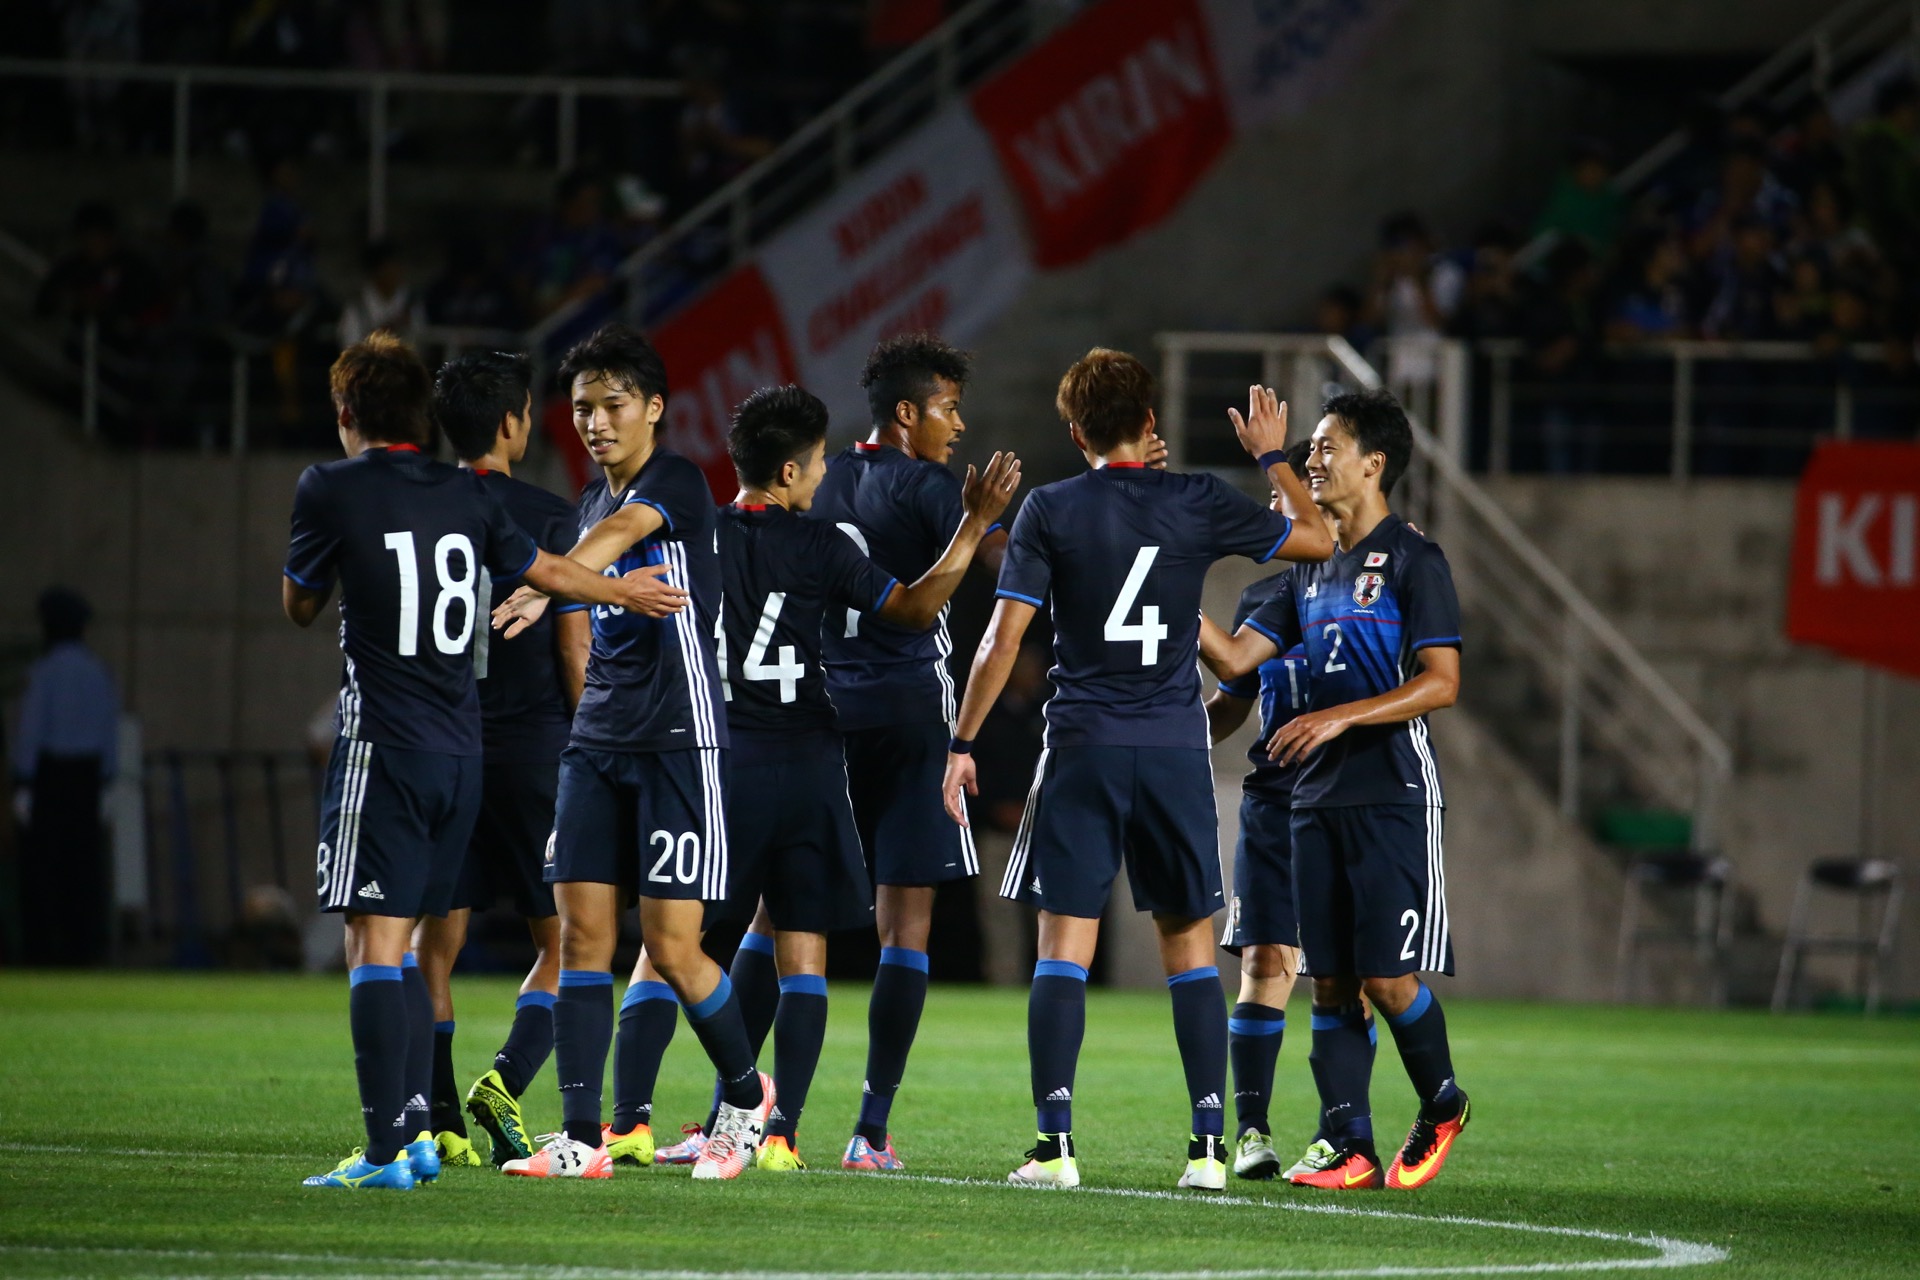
left=1353, top=572, right=1385, bottom=608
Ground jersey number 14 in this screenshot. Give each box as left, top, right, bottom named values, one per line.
left=1106, top=546, right=1169, bottom=665
left=716, top=592, right=804, bottom=703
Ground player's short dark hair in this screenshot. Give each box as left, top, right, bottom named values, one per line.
left=1285, top=439, right=1312, bottom=480
left=434, top=350, right=531, bottom=462
left=558, top=324, right=670, bottom=407
left=1056, top=348, right=1154, bottom=454
left=860, top=332, right=971, bottom=429
left=330, top=331, right=433, bottom=446
left=1322, top=388, right=1413, bottom=497
left=729, top=385, right=829, bottom=488
left=38, top=586, right=91, bottom=646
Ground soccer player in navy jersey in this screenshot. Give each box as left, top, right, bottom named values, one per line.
left=797, top=333, right=1010, bottom=1172
left=1205, top=440, right=1332, bottom=1182
left=391, top=351, right=587, bottom=1170
left=604, top=386, right=1019, bottom=1171
left=1200, top=387, right=1470, bottom=1192
left=488, top=325, right=769, bottom=1182
left=941, top=350, right=1333, bottom=1190
left=283, top=333, right=684, bottom=1190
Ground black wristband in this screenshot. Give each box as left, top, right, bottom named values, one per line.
left=1257, top=449, right=1287, bottom=472
left=948, top=737, right=974, bottom=755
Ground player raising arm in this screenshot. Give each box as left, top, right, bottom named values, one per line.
left=941, top=352, right=1329, bottom=1192
left=1197, top=388, right=1470, bottom=1193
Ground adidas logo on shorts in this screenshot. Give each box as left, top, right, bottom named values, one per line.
left=356, top=881, right=385, bottom=901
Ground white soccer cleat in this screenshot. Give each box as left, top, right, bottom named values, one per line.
left=1283, top=1137, right=1339, bottom=1182
left=1178, top=1134, right=1227, bottom=1190
left=1007, top=1133, right=1079, bottom=1188
left=502, top=1133, right=612, bottom=1179
left=691, top=1072, right=774, bottom=1182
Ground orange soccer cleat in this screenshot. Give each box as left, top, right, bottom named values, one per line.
left=1386, top=1094, right=1471, bottom=1190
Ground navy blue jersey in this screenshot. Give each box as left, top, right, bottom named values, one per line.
left=995, top=464, right=1295, bottom=749
left=284, top=445, right=538, bottom=756
left=471, top=470, right=582, bottom=763
left=1244, top=514, right=1461, bottom=808
left=570, top=447, right=729, bottom=754
left=717, top=504, right=898, bottom=736
left=805, top=443, right=975, bottom=729
left=1219, top=574, right=1310, bottom=804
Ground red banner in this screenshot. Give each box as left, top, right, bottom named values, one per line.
left=1786, top=441, right=1920, bottom=678
left=970, top=0, right=1233, bottom=269
left=650, top=265, right=800, bottom=500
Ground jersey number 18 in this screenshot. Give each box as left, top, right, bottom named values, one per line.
left=382, top=531, right=477, bottom=657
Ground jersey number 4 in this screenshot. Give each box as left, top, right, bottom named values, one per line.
left=383, top=531, right=477, bottom=657
left=1106, top=546, right=1169, bottom=665
left=716, top=592, right=804, bottom=703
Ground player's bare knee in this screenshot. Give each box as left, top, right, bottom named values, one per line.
left=1242, top=944, right=1295, bottom=983
left=1313, top=975, right=1361, bottom=1006
left=1360, top=973, right=1419, bottom=1017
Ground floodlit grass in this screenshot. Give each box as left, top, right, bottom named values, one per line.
left=1, top=973, right=1916, bottom=1277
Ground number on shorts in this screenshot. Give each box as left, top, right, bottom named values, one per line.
left=1399, top=908, right=1420, bottom=961
left=1105, top=546, right=1168, bottom=665
left=647, top=830, right=701, bottom=885
left=1323, top=621, right=1349, bottom=674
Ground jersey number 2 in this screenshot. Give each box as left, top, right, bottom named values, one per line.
left=383, top=531, right=476, bottom=657
left=1106, top=546, right=1169, bottom=665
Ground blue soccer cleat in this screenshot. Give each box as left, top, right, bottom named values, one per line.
left=405, top=1132, right=442, bottom=1183
left=302, top=1149, right=415, bottom=1190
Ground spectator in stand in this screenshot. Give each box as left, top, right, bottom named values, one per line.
left=1449, top=221, right=1525, bottom=342
left=1791, top=180, right=1881, bottom=280
left=1313, top=283, right=1376, bottom=352
left=1776, top=99, right=1848, bottom=199
left=1703, top=217, right=1785, bottom=339
left=241, top=154, right=317, bottom=296
left=520, top=168, right=630, bottom=350
left=675, top=47, right=774, bottom=205
left=1364, top=211, right=1463, bottom=395
left=1532, top=138, right=1625, bottom=256
left=60, top=0, right=141, bottom=152
left=1850, top=76, right=1920, bottom=288
left=337, top=239, right=423, bottom=346
left=1687, top=139, right=1798, bottom=264
left=424, top=236, right=522, bottom=331
left=1522, top=238, right=1604, bottom=472
left=151, top=201, right=233, bottom=443
left=34, top=202, right=162, bottom=350
left=1605, top=229, right=1694, bottom=341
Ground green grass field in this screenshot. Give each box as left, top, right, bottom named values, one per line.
left=2, top=973, right=1916, bottom=1278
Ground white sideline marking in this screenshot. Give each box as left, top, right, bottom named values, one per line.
left=0, top=1148, right=1729, bottom=1278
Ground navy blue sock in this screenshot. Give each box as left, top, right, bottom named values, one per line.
left=347, top=965, right=409, bottom=1164
left=1229, top=1002, right=1286, bottom=1137
left=856, top=946, right=929, bottom=1145
left=400, top=954, right=431, bottom=1141
left=1168, top=966, right=1228, bottom=1139
left=1384, top=983, right=1461, bottom=1120
left=494, top=991, right=555, bottom=1098
left=767, top=974, right=828, bottom=1143
left=430, top=1020, right=465, bottom=1136
left=684, top=974, right=763, bottom=1110
left=612, top=980, right=677, bottom=1133
left=1028, top=959, right=1088, bottom=1135
left=553, top=970, right=614, bottom=1147
left=704, top=933, right=780, bottom=1131
left=1309, top=1000, right=1376, bottom=1148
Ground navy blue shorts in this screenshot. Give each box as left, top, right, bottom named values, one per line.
left=998, top=746, right=1223, bottom=921
left=1223, top=790, right=1299, bottom=950
left=711, top=732, right=873, bottom=935
left=844, top=721, right=979, bottom=887
left=316, top=737, right=479, bottom=919
left=454, top=758, right=559, bottom=918
left=1291, top=804, right=1452, bottom=979
left=547, top=745, right=730, bottom=903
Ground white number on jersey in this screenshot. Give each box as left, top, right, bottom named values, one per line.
left=740, top=592, right=805, bottom=702
left=1322, top=621, right=1349, bottom=674
left=835, top=522, right=870, bottom=637
left=383, top=531, right=478, bottom=658
left=1105, top=546, right=1169, bottom=666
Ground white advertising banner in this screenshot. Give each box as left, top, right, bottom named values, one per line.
left=1202, top=0, right=1407, bottom=133
left=757, top=105, right=1035, bottom=431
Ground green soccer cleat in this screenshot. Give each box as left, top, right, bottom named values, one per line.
left=1178, top=1134, right=1227, bottom=1190
left=302, top=1149, right=415, bottom=1190
left=436, top=1130, right=486, bottom=1168
left=1233, top=1129, right=1280, bottom=1180
left=1008, top=1132, right=1079, bottom=1188
left=466, top=1069, right=531, bottom=1167
left=756, top=1135, right=806, bottom=1171
left=602, top=1122, right=656, bottom=1166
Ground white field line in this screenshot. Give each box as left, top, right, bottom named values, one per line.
left=0, top=1147, right=1730, bottom=1278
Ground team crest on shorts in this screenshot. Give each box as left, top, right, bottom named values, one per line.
left=1353, top=572, right=1385, bottom=607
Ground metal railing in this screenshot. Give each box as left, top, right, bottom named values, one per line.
left=0, top=57, right=682, bottom=239
left=1156, top=331, right=1735, bottom=851
left=1475, top=338, right=1917, bottom=480
left=528, top=0, right=1049, bottom=351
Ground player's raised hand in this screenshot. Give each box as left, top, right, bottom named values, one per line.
left=1143, top=431, right=1170, bottom=469
left=1229, top=386, right=1289, bottom=461
left=1267, top=707, right=1353, bottom=766
left=616, top=563, right=689, bottom=618
left=941, top=751, right=977, bottom=827
left=960, top=450, right=1022, bottom=526
left=492, top=585, right=552, bottom=639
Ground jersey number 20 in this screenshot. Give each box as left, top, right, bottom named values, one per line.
left=383, top=531, right=476, bottom=657
left=1106, top=546, right=1169, bottom=665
